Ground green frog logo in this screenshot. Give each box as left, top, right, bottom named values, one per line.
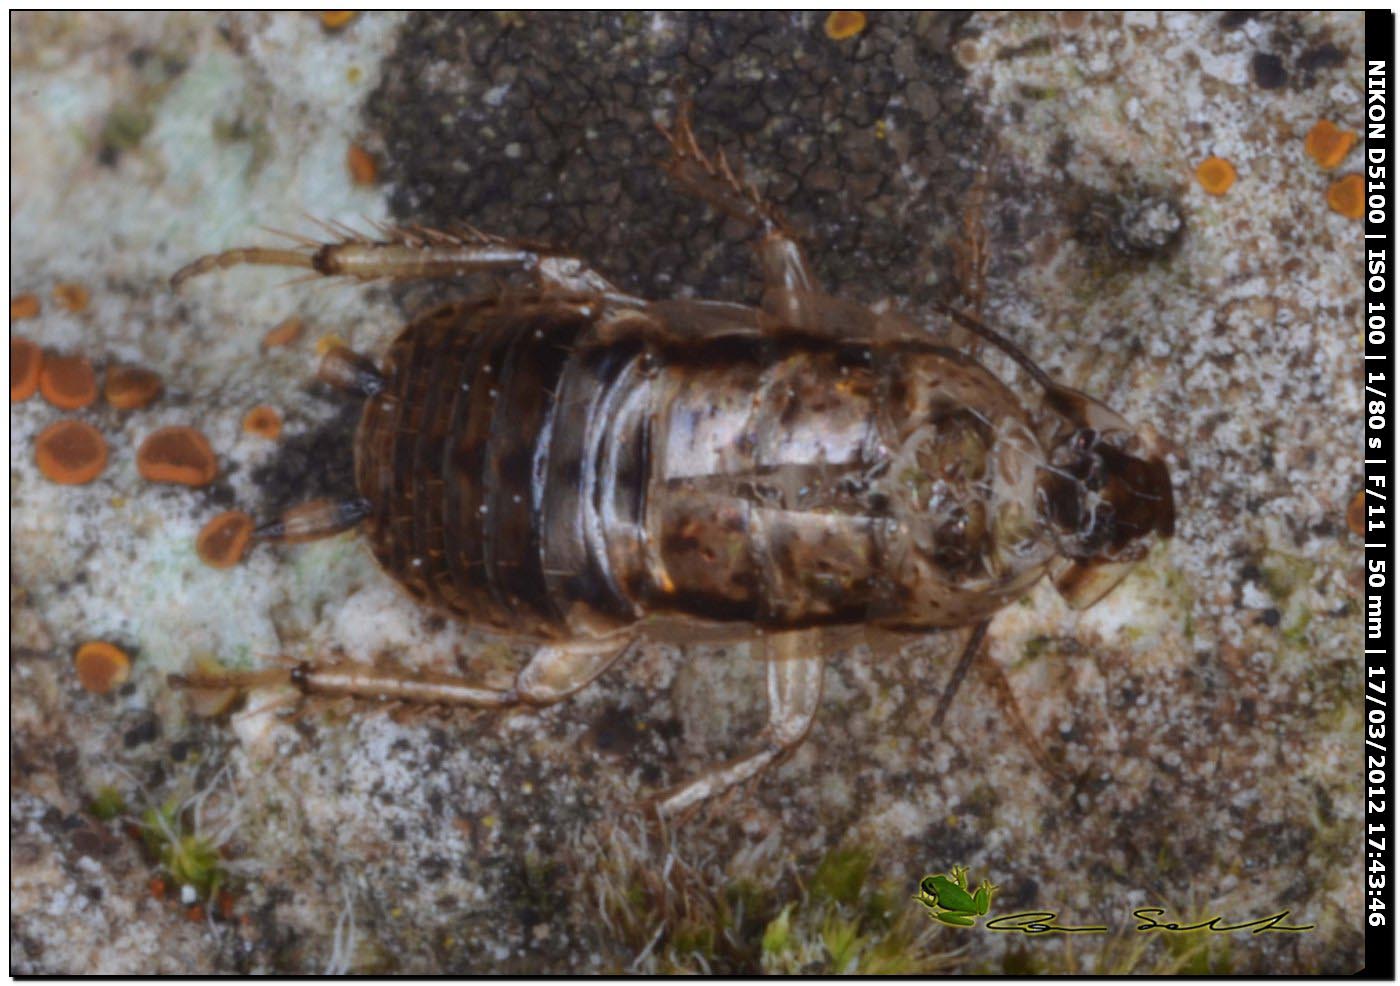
left=913, top=866, right=998, bottom=928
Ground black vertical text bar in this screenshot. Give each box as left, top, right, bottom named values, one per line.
left=1364, top=8, right=1395, bottom=979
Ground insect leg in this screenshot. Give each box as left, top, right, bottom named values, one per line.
left=655, top=111, right=932, bottom=344
left=930, top=620, right=990, bottom=731
left=649, top=630, right=825, bottom=821
left=657, top=105, right=819, bottom=296
left=252, top=498, right=371, bottom=545
left=172, top=635, right=635, bottom=709
left=595, top=299, right=767, bottom=345
left=316, top=342, right=385, bottom=396
left=928, top=623, right=1068, bottom=780
left=976, top=649, right=1069, bottom=782
left=950, top=152, right=995, bottom=314
left=172, top=222, right=640, bottom=304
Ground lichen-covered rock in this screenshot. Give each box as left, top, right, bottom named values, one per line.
left=11, top=11, right=1363, bottom=973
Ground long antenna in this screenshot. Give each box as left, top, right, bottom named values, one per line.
left=933, top=303, right=1057, bottom=393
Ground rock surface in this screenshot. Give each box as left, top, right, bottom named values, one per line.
left=12, top=11, right=1364, bottom=973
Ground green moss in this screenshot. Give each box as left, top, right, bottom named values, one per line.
left=89, top=786, right=127, bottom=821
left=140, top=797, right=228, bottom=900
left=166, top=832, right=225, bottom=898
left=590, top=834, right=955, bottom=974
left=1164, top=931, right=1234, bottom=974
left=210, top=113, right=274, bottom=176
left=100, top=104, right=154, bottom=152
left=820, top=912, right=865, bottom=973
left=1281, top=608, right=1313, bottom=646
left=670, top=919, right=716, bottom=959
left=1001, top=945, right=1043, bottom=974
left=1260, top=552, right=1316, bottom=603
left=761, top=903, right=794, bottom=959
left=760, top=847, right=957, bottom=974
left=1023, top=635, right=1053, bottom=660
left=810, top=846, right=871, bottom=907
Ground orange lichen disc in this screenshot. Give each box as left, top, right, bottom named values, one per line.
left=347, top=143, right=378, bottom=185
left=1304, top=120, right=1357, bottom=171
left=261, top=316, right=304, bottom=350
left=74, top=640, right=132, bottom=695
left=242, top=405, right=283, bottom=440
left=1327, top=174, right=1365, bottom=219
left=38, top=352, right=98, bottom=410
left=196, top=510, right=255, bottom=569
left=52, top=282, right=91, bottom=313
left=1195, top=156, right=1236, bottom=196
left=12, top=336, right=43, bottom=402
left=35, top=419, right=108, bottom=485
left=137, top=426, right=218, bottom=486
left=104, top=365, right=164, bottom=410
left=315, top=333, right=347, bottom=357
left=11, top=293, right=40, bottom=320
left=824, top=10, right=867, bottom=40
left=320, top=10, right=357, bottom=29
left=1349, top=490, right=1366, bottom=536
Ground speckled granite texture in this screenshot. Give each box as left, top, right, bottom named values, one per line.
left=11, top=11, right=1364, bottom=973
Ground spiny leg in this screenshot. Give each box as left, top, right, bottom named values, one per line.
left=656, top=105, right=926, bottom=348
left=930, top=622, right=1067, bottom=781
left=173, top=634, right=635, bottom=709
left=950, top=151, right=995, bottom=316
left=171, top=220, right=640, bottom=304
left=649, top=629, right=826, bottom=821
left=657, top=104, right=818, bottom=296
left=930, top=621, right=989, bottom=731
left=975, top=650, right=1068, bottom=782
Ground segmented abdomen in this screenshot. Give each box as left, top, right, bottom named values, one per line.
left=359, top=299, right=595, bottom=637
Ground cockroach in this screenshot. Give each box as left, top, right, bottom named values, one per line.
left=171, top=110, right=1175, bottom=819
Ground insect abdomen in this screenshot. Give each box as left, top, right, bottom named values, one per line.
left=358, top=299, right=627, bottom=638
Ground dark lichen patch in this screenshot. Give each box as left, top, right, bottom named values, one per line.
left=1296, top=42, right=1345, bottom=81
left=248, top=397, right=359, bottom=518
left=364, top=11, right=985, bottom=310
left=1231, top=13, right=1353, bottom=92
left=122, top=714, right=162, bottom=748
left=1066, top=184, right=1187, bottom=265
left=1250, top=52, right=1288, bottom=90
